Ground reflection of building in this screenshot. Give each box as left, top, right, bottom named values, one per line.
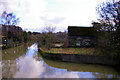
left=68, top=26, right=97, bottom=47
left=1, top=24, right=23, bottom=46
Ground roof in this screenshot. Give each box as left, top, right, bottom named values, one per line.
left=2, top=24, right=23, bottom=31
left=68, top=26, right=96, bottom=36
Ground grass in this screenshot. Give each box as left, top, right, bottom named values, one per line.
left=45, top=47, right=96, bottom=55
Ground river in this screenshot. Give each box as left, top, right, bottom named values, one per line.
left=2, top=43, right=120, bottom=78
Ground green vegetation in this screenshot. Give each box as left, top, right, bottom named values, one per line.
left=40, top=46, right=116, bottom=57
left=38, top=25, right=67, bottom=49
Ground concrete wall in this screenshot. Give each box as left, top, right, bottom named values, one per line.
left=61, top=54, right=119, bottom=65
left=39, top=49, right=120, bottom=66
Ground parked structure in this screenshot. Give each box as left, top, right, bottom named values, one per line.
left=68, top=26, right=97, bottom=47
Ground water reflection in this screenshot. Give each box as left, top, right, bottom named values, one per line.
left=40, top=55, right=120, bottom=78
left=2, top=43, right=120, bottom=78
left=2, top=60, right=19, bottom=78
left=2, top=43, right=33, bottom=78
left=2, top=43, right=29, bottom=60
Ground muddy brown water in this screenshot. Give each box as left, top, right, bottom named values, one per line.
left=2, top=43, right=120, bottom=78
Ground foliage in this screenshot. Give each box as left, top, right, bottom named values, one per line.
left=95, top=0, right=120, bottom=57
left=22, top=31, right=38, bottom=43
left=38, top=24, right=57, bottom=49
left=28, top=31, right=32, bottom=35
left=39, top=33, right=57, bottom=49
left=0, top=11, right=19, bottom=25
left=22, top=31, right=29, bottom=42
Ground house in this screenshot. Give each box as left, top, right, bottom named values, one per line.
left=0, top=24, right=23, bottom=46
left=68, top=26, right=97, bottom=47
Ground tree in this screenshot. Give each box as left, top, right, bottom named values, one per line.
left=38, top=24, right=57, bottom=49
left=97, top=0, right=120, bottom=30
left=28, top=31, right=32, bottom=35
left=96, top=0, right=120, bottom=57
left=22, top=31, right=29, bottom=42
left=42, top=24, right=56, bottom=33
left=0, top=11, right=19, bottom=25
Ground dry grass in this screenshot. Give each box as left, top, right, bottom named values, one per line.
left=46, top=48, right=95, bottom=55
left=54, top=44, right=64, bottom=47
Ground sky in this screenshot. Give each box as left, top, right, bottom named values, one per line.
left=0, top=0, right=106, bottom=32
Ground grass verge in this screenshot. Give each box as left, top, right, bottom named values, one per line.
left=45, top=47, right=96, bottom=55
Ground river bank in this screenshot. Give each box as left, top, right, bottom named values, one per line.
left=41, top=54, right=120, bottom=75
left=1, top=41, right=22, bottom=50
left=2, top=43, right=120, bottom=78
left=38, top=48, right=120, bottom=66
left=1, top=41, right=35, bottom=50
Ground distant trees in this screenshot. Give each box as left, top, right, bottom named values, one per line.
left=0, top=11, right=19, bottom=25
left=22, top=31, right=38, bottom=43
left=42, top=24, right=56, bottom=33
left=95, top=0, right=120, bottom=57
left=38, top=25, right=57, bottom=49
left=28, top=31, right=32, bottom=35
left=22, top=31, right=29, bottom=42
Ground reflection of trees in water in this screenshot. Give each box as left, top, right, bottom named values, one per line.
left=2, top=60, right=19, bottom=78
left=2, top=43, right=37, bottom=78
left=33, top=52, right=43, bottom=62
left=2, top=43, right=34, bottom=78
left=92, top=72, right=119, bottom=78
left=2, top=43, right=29, bottom=60
left=40, top=53, right=120, bottom=78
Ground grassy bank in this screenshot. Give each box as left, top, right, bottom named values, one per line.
left=44, top=48, right=96, bottom=55
left=39, top=47, right=120, bottom=66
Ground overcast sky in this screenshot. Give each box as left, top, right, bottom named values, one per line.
left=0, top=0, right=106, bottom=32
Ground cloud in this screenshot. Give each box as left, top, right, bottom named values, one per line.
left=14, top=55, right=80, bottom=78
left=18, top=0, right=47, bottom=29
left=14, top=57, right=46, bottom=78
left=41, top=16, right=65, bottom=24
left=43, top=71, right=79, bottom=78
left=0, top=0, right=107, bottom=32
left=43, top=0, right=104, bottom=30
left=0, top=0, right=19, bottom=14
left=0, top=0, right=47, bottom=29
left=18, top=0, right=46, bottom=16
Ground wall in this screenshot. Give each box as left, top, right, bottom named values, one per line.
left=39, top=49, right=120, bottom=66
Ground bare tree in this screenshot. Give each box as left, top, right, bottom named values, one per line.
left=38, top=24, right=57, bottom=49
left=96, top=0, right=120, bottom=31
left=0, top=11, right=20, bottom=25
left=42, top=24, right=56, bottom=33
left=96, top=0, right=120, bottom=57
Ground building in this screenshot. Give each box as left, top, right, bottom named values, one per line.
left=0, top=24, right=23, bottom=46
left=68, top=26, right=97, bottom=47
